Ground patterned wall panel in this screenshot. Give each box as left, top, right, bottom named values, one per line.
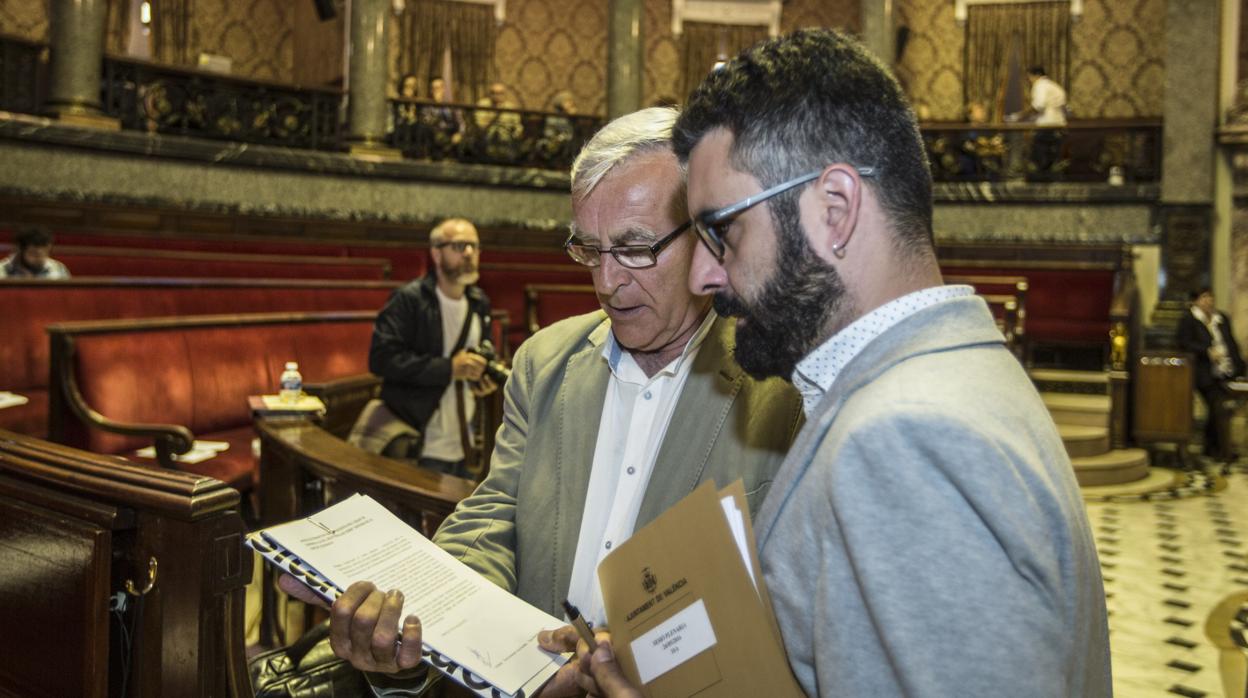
left=193, top=0, right=294, bottom=82
left=0, top=0, right=48, bottom=42
left=1068, top=0, right=1164, bottom=118
left=897, top=0, right=1164, bottom=121
left=896, top=0, right=964, bottom=120
left=494, top=0, right=607, bottom=114
left=642, top=0, right=859, bottom=108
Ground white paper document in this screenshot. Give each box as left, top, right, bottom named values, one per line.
left=257, top=494, right=565, bottom=695
left=0, top=392, right=29, bottom=410
left=133, top=440, right=229, bottom=464
left=629, top=599, right=718, bottom=684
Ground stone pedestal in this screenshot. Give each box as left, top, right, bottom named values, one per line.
left=860, top=0, right=895, bottom=67
left=1153, top=0, right=1218, bottom=314
left=346, top=0, right=399, bottom=159
left=46, top=0, right=119, bottom=130
left=607, top=0, right=643, bottom=120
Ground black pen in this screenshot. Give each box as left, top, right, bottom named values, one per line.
left=561, top=599, right=598, bottom=651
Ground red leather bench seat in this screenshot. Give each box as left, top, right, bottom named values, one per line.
left=50, top=249, right=389, bottom=280
left=941, top=266, right=1114, bottom=344
left=62, top=317, right=374, bottom=491
left=0, top=280, right=394, bottom=437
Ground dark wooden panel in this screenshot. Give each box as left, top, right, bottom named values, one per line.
left=1133, top=351, right=1194, bottom=442
left=0, top=493, right=111, bottom=698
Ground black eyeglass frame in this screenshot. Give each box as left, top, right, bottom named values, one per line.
left=433, top=240, right=480, bottom=253
left=563, top=221, right=693, bottom=269
left=693, top=166, right=877, bottom=262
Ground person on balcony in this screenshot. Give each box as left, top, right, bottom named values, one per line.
left=1013, top=65, right=1068, bottom=178
left=0, top=227, right=70, bottom=279
left=1176, top=287, right=1246, bottom=461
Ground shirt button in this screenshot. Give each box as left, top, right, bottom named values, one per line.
left=627, top=466, right=636, bottom=475
left=605, top=541, right=612, bottom=550
left=644, top=391, right=652, bottom=400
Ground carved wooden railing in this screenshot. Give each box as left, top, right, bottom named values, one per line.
left=0, top=429, right=253, bottom=697
left=0, top=32, right=44, bottom=115
left=100, top=55, right=343, bottom=150
left=388, top=98, right=604, bottom=170
left=921, top=118, right=1162, bottom=183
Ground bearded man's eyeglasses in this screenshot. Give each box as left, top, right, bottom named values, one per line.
left=434, top=241, right=479, bottom=253
left=564, top=221, right=692, bottom=269
left=693, top=167, right=877, bottom=262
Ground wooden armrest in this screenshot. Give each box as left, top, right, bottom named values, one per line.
left=56, top=359, right=194, bottom=468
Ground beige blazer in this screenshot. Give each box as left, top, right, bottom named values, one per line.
left=434, top=311, right=803, bottom=617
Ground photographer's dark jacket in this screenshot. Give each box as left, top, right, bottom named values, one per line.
left=369, top=273, right=492, bottom=432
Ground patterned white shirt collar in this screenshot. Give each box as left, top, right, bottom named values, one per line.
left=792, top=285, right=975, bottom=416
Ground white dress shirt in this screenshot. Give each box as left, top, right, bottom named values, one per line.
left=793, top=285, right=976, bottom=417
left=566, top=312, right=716, bottom=626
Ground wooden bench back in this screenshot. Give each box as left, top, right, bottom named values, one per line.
left=0, top=243, right=393, bottom=280
left=48, top=311, right=376, bottom=456
left=0, top=429, right=253, bottom=697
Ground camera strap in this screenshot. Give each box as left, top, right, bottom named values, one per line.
left=451, top=307, right=477, bottom=469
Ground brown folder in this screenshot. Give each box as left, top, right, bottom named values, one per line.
left=597, top=480, right=803, bottom=697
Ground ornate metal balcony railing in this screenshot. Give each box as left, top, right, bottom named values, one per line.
left=0, top=33, right=45, bottom=115
left=100, top=56, right=343, bottom=150
left=387, top=98, right=604, bottom=171
left=921, top=119, right=1162, bottom=184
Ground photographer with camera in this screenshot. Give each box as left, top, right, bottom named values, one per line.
left=358, top=217, right=498, bottom=477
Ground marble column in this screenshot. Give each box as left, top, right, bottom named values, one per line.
left=346, top=0, right=399, bottom=158
left=607, top=0, right=643, bottom=120
left=46, top=0, right=118, bottom=129
left=860, top=0, right=895, bottom=69
left=1152, top=0, right=1220, bottom=330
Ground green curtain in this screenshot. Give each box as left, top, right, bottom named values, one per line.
left=150, top=0, right=194, bottom=65
left=963, top=2, right=1069, bottom=121
left=104, top=0, right=131, bottom=55
left=681, top=22, right=768, bottom=104
left=398, top=0, right=495, bottom=103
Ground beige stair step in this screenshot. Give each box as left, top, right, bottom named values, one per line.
left=1042, top=393, right=1111, bottom=428
left=1071, top=448, right=1150, bottom=487
left=1059, top=424, right=1110, bottom=459
left=1029, top=369, right=1109, bottom=385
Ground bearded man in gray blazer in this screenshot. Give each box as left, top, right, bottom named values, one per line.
left=284, top=107, right=802, bottom=692
left=583, top=30, right=1111, bottom=698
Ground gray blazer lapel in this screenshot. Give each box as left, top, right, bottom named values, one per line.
left=551, top=320, right=612, bottom=601
left=754, top=295, right=1005, bottom=546
left=637, top=316, right=741, bottom=525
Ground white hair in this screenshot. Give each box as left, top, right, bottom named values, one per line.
left=570, top=107, right=681, bottom=203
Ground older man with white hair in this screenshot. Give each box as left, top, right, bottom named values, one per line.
left=282, top=107, right=802, bottom=694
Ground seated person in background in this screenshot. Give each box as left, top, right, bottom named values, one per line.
left=283, top=107, right=802, bottom=694
left=474, top=82, right=525, bottom=161
left=358, top=218, right=496, bottom=476
left=0, top=227, right=70, bottom=279
left=421, top=76, right=462, bottom=151
left=1012, top=65, right=1068, bottom=177
left=536, top=90, right=577, bottom=162
left=395, top=73, right=421, bottom=124
left=1176, top=287, right=1246, bottom=461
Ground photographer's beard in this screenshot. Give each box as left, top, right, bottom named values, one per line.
left=713, top=198, right=853, bottom=380
left=437, top=256, right=479, bottom=287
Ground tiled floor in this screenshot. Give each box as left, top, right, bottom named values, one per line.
left=1086, top=461, right=1248, bottom=697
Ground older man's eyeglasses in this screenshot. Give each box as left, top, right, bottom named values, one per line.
left=693, top=166, right=876, bottom=262
left=434, top=240, right=479, bottom=254
left=564, top=221, right=692, bottom=269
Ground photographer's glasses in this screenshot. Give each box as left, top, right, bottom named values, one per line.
left=693, top=166, right=876, bottom=262
left=564, top=221, right=692, bottom=269
left=434, top=240, right=479, bottom=254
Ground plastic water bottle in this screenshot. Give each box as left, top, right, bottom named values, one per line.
left=280, top=362, right=302, bottom=404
